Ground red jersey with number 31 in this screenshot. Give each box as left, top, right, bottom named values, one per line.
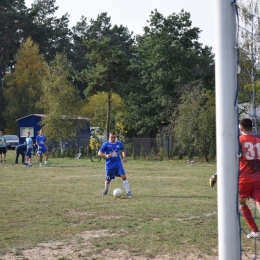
left=239, top=134, right=260, bottom=184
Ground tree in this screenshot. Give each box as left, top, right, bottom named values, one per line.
left=124, top=9, right=215, bottom=135
left=26, top=0, right=73, bottom=63
left=70, top=16, right=90, bottom=97
left=0, top=0, right=29, bottom=76
left=40, top=53, right=86, bottom=152
left=81, top=91, right=124, bottom=136
left=237, top=0, right=260, bottom=133
left=171, top=87, right=216, bottom=162
left=79, top=13, right=134, bottom=137
left=4, top=37, right=46, bottom=133
left=0, top=0, right=30, bottom=129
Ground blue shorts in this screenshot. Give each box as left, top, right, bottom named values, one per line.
left=105, top=166, right=125, bottom=181
left=25, top=147, right=32, bottom=158
left=38, top=147, right=47, bottom=154
left=0, top=147, right=6, bottom=154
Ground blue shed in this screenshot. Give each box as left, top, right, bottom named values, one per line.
left=16, top=114, right=46, bottom=144
left=16, top=114, right=90, bottom=147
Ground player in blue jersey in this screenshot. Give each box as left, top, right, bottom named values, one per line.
left=98, top=131, right=132, bottom=198
left=25, top=132, right=33, bottom=167
left=36, top=129, right=49, bottom=166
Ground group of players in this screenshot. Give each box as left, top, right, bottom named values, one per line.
left=5, top=119, right=260, bottom=238
left=9, top=129, right=48, bottom=167
left=16, top=130, right=133, bottom=197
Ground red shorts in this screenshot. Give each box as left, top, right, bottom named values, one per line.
left=239, top=181, right=260, bottom=202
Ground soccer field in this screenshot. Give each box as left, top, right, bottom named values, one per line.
left=0, top=151, right=257, bottom=259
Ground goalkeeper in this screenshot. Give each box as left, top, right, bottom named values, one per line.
left=211, top=118, right=260, bottom=239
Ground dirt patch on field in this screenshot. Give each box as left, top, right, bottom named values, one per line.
left=0, top=229, right=219, bottom=260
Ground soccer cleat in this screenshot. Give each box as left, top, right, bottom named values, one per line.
left=247, top=231, right=260, bottom=239
left=127, top=191, right=133, bottom=198
left=39, top=163, right=42, bottom=167
left=28, top=164, right=32, bottom=167
left=209, top=174, right=217, bottom=188
left=45, top=161, right=48, bottom=165
left=102, top=189, right=108, bottom=195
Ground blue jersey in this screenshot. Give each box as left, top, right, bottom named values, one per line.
left=99, top=140, right=125, bottom=169
left=36, top=135, right=47, bottom=149
left=26, top=137, right=33, bottom=148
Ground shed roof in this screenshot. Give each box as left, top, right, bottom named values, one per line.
left=16, top=114, right=46, bottom=121
left=17, top=114, right=89, bottom=121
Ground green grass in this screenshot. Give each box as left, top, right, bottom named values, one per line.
left=0, top=151, right=257, bottom=259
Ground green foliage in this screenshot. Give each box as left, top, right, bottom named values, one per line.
left=0, top=0, right=28, bottom=75
left=40, top=53, right=87, bottom=148
left=82, top=91, right=124, bottom=134
left=172, top=87, right=216, bottom=162
left=158, top=146, right=165, bottom=161
left=28, top=0, right=72, bottom=63
left=124, top=9, right=215, bottom=135
left=178, top=152, right=184, bottom=160
left=3, top=38, right=46, bottom=133
left=140, top=146, right=146, bottom=159
left=237, top=1, right=260, bottom=104
left=78, top=13, right=134, bottom=137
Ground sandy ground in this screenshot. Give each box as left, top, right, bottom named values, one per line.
left=0, top=229, right=219, bottom=260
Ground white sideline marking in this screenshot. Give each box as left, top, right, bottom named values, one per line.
left=177, top=211, right=217, bottom=221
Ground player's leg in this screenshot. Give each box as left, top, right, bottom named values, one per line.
left=253, top=181, right=260, bottom=213
left=27, top=148, right=32, bottom=166
left=25, top=149, right=29, bottom=165
left=103, top=180, right=111, bottom=195
left=21, top=153, right=25, bottom=163
left=45, top=150, right=49, bottom=165
left=118, top=167, right=132, bottom=197
left=240, top=182, right=260, bottom=238
left=15, top=151, right=19, bottom=163
left=3, top=147, right=6, bottom=162
left=103, top=169, right=115, bottom=195
left=38, top=153, right=43, bottom=166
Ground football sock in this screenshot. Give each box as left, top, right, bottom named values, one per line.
left=105, top=183, right=110, bottom=190
left=123, top=180, right=130, bottom=193
left=241, top=204, right=259, bottom=232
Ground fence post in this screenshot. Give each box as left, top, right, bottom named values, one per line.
left=133, top=137, right=135, bottom=159
left=167, top=135, right=170, bottom=159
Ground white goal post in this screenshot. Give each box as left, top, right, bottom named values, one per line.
left=215, top=0, right=241, bottom=259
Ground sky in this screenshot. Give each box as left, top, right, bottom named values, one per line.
left=24, top=0, right=215, bottom=51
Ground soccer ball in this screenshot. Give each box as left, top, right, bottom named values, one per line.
left=113, top=188, right=123, bottom=198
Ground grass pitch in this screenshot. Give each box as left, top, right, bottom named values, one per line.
left=0, top=151, right=258, bottom=259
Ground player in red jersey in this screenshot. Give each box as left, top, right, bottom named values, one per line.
left=239, top=118, right=260, bottom=239
left=209, top=118, right=260, bottom=239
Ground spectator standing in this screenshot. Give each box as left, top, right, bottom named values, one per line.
left=0, top=131, right=7, bottom=162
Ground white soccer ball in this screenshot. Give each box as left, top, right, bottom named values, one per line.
left=113, top=188, right=123, bottom=198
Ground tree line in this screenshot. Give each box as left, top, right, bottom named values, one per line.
left=0, top=0, right=216, bottom=161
